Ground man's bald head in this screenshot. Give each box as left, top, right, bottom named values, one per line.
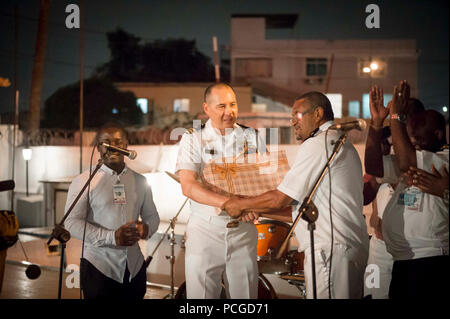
left=203, top=83, right=236, bottom=103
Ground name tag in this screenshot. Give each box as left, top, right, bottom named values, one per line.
left=113, top=184, right=127, bottom=204
left=398, top=187, right=423, bottom=212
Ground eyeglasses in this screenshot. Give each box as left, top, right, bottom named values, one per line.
left=290, top=108, right=314, bottom=124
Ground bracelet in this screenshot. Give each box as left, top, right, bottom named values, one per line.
left=369, top=124, right=383, bottom=130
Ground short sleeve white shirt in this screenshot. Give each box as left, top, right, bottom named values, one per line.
left=175, top=119, right=264, bottom=217
left=382, top=149, right=449, bottom=260
left=277, top=121, right=369, bottom=255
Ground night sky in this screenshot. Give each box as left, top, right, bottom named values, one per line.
left=0, top=0, right=448, bottom=115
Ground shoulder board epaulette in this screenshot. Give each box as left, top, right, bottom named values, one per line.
left=236, top=123, right=250, bottom=129
left=185, top=123, right=205, bottom=134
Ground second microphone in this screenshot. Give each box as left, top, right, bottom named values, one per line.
left=101, top=143, right=137, bottom=160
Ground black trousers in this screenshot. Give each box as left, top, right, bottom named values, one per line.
left=389, top=255, right=449, bottom=299
left=80, top=258, right=147, bottom=299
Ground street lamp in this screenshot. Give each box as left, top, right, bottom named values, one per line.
left=22, top=148, right=32, bottom=197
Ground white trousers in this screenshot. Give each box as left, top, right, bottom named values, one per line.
left=303, top=244, right=367, bottom=299
left=363, top=237, right=393, bottom=299
left=185, top=214, right=258, bottom=299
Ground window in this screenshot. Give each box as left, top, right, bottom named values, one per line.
left=137, top=98, right=148, bottom=114
left=348, top=101, right=360, bottom=118
left=306, top=58, right=327, bottom=77
left=173, top=99, right=190, bottom=112
left=362, top=93, right=392, bottom=119
left=325, top=93, right=342, bottom=119
left=259, top=128, right=279, bottom=145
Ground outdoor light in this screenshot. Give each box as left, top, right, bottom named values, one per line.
left=363, top=67, right=371, bottom=73
left=22, top=148, right=32, bottom=196
left=22, top=148, right=32, bottom=161
left=443, top=106, right=448, bottom=113
left=370, top=62, right=379, bottom=70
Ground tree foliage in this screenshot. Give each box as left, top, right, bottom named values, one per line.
left=42, top=77, right=142, bottom=129
left=96, top=28, right=216, bottom=82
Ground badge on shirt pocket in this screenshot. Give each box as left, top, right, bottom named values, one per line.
left=397, top=187, right=423, bottom=212
left=113, top=184, right=127, bottom=204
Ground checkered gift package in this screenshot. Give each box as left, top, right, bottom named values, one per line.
left=201, top=151, right=290, bottom=196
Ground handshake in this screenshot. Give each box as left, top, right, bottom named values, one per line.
left=114, top=220, right=149, bottom=247
left=221, top=195, right=260, bottom=223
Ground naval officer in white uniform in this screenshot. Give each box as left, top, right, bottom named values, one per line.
left=176, top=83, right=263, bottom=299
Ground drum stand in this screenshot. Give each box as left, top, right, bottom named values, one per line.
left=163, top=218, right=177, bottom=299
left=144, top=195, right=188, bottom=299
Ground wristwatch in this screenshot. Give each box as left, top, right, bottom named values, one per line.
left=391, top=113, right=407, bottom=123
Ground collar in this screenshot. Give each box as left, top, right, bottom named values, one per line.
left=100, top=163, right=128, bottom=176
left=205, top=119, right=239, bottom=137
left=305, top=120, right=334, bottom=141
left=318, top=121, right=334, bottom=133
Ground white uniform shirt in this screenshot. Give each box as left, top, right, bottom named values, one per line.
left=381, top=149, right=449, bottom=260
left=175, top=119, right=263, bottom=217
left=377, top=183, right=395, bottom=219
left=64, top=164, right=160, bottom=283
left=278, top=121, right=369, bottom=254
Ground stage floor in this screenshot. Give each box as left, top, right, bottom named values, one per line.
left=0, top=262, right=170, bottom=299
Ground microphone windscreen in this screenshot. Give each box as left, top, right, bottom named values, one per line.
left=358, top=119, right=368, bottom=131
left=128, top=150, right=137, bottom=160
left=0, top=180, right=15, bottom=192
left=25, top=264, right=41, bottom=280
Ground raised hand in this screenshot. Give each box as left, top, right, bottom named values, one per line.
left=369, top=85, right=388, bottom=127
left=391, top=80, right=410, bottom=115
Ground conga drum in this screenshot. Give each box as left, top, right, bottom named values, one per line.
left=256, top=219, right=291, bottom=274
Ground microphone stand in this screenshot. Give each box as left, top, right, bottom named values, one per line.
left=47, top=157, right=104, bottom=299
left=276, top=130, right=348, bottom=299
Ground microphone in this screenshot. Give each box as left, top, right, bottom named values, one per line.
left=101, top=143, right=137, bottom=160
left=0, top=180, right=15, bottom=192
left=328, top=119, right=367, bottom=131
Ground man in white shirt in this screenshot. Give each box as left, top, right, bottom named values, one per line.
left=223, top=91, right=369, bottom=299
left=363, top=85, right=426, bottom=299
left=176, top=83, right=262, bottom=299
left=365, top=80, right=449, bottom=298
left=64, top=122, right=160, bottom=299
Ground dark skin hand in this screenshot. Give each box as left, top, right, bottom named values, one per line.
left=406, top=165, right=449, bottom=198
left=364, top=85, right=390, bottom=177
left=114, top=220, right=148, bottom=246
left=389, top=80, right=417, bottom=171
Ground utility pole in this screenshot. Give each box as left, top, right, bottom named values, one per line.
left=212, top=36, right=220, bottom=83
left=79, top=0, right=84, bottom=173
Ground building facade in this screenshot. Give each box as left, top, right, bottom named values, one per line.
left=230, top=16, right=418, bottom=118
